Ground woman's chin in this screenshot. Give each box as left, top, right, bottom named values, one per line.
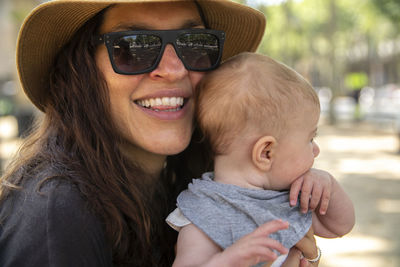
left=144, top=128, right=194, bottom=156
left=121, top=124, right=194, bottom=157
left=151, top=139, right=191, bottom=156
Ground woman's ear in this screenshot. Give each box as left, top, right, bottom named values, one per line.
left=252, top=135, right=277, bottom=172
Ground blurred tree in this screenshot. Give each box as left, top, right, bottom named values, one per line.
left=251, top=0, right=399, bottom=124
left=371, top=0, right=400, bottom=27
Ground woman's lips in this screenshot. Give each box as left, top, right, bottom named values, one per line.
left=134, top=96, right=191, bottom=120
left=135, top=96, right=185, bottom=111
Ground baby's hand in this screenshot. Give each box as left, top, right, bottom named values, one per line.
left=289, top=168, right=333, bottom=215
left=221, top=220, right=289, bottom=267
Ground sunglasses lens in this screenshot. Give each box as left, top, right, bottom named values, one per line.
left=177, top=33, right=220, bottom=70
left=107, top=31, right=222, bottom=74
left=112, top=34, right=162, bottom=73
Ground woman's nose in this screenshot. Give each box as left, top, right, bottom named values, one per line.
left=149, top=44, right=188, bottom=81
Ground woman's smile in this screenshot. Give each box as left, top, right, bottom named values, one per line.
left=136, top=96, right=185, bottom=111
left=133, top=88, right=192, bottom=120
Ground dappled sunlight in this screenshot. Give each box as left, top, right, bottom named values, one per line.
left=316, top=234, right=393, bottom=267
left=338, top=158, right=400, bottom=176
left=317, top=234, right=393, bottom=260
left=324, top=136, right=396, bottom=153
left=0, top=139, right=21, bottom=159
left=377, top=199, right=400, bottom=213
left=0, top=139, right=21, bottom=171
left=315, top=220, right=400, bottom=267
left=313, top=123, right=400, bottom=267
left=313, top=125, right=400, bottom=179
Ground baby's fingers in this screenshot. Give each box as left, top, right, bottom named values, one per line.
left=318, top=187, right=331, bottom=215
left=252, top=237, right=289, bottom=264
left=254, top=220, right=289, bottom=236
left=300, top=182, right=313, bottom=213
left=263, top=238, right=289, bottom=256
left=290, top=177, right=303, bottom=206
left=250, top=247, right=278, bottom=265
left=308, top=184, right=322, bottom=211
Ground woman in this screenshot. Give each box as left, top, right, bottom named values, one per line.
left=0, top=0, right=318, bottom=266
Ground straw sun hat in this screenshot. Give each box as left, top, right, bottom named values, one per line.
left=17, top=0, right=266, bottom=111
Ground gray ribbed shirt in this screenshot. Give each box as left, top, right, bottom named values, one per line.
left=171, top=172, right=312, bottom=252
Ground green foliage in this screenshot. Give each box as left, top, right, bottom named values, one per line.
left=251, top=0, right=399, bottom=92
left=371, top=0, right=400, bottom=27
left=345, top=72, right=369, bottom=90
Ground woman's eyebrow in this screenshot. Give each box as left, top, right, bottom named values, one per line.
left=108, top=23, right=146, bottom=32
left=181, top=19, right=205, bottom=28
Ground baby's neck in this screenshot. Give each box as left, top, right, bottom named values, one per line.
left=213, top=155, right=272, bottom=190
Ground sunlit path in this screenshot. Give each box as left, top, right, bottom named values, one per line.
left=314, top=122, right=400, bottom=267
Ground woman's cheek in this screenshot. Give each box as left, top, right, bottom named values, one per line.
left=189, top=71, right=206, bottom=91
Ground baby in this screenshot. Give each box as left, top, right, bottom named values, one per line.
left=167, top=52, right=355, bottom=267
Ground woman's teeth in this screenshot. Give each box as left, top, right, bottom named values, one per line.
left=136, top=97, right=185, bottom=111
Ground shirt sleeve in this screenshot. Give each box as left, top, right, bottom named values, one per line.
left=0, top=179, right=113, bottom=267
left=166, top=207, right=191, bottom=231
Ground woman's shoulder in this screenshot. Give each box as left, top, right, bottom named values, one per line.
left=1, top=175, right=104, bottom=236
left=2, top=176, right=88, bottom=218
left=0, top=176, right=112, bottom=266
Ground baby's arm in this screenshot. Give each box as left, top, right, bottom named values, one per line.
left=290, top=168, right=355, bottom=238
left=173, top=220, right=289, bottom=267
left=311, top=173, right=355, bottom=238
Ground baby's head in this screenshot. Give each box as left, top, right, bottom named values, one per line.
left=196, top=52, right=320, bottom=156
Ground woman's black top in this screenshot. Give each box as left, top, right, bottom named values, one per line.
left=0, top=176, right=113, bottom=267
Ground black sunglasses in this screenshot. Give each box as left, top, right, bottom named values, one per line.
left=95, top=29, right=225, bottom=75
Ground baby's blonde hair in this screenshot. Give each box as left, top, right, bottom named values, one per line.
left=196, top=52, right=320, bottom=155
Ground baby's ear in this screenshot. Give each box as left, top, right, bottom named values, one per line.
left=251, top=135, right=277, bottom=172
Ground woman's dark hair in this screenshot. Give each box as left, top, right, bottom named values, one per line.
left=0, top=8, right=212, bottom=266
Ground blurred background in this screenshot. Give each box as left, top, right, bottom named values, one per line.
left=0, top=0, right=399, bottom=266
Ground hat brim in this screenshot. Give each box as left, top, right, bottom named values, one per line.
left=17, top=0, right=266, bottom=111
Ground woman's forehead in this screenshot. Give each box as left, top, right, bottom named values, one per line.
left=100, top=2, right=203, bottom=33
